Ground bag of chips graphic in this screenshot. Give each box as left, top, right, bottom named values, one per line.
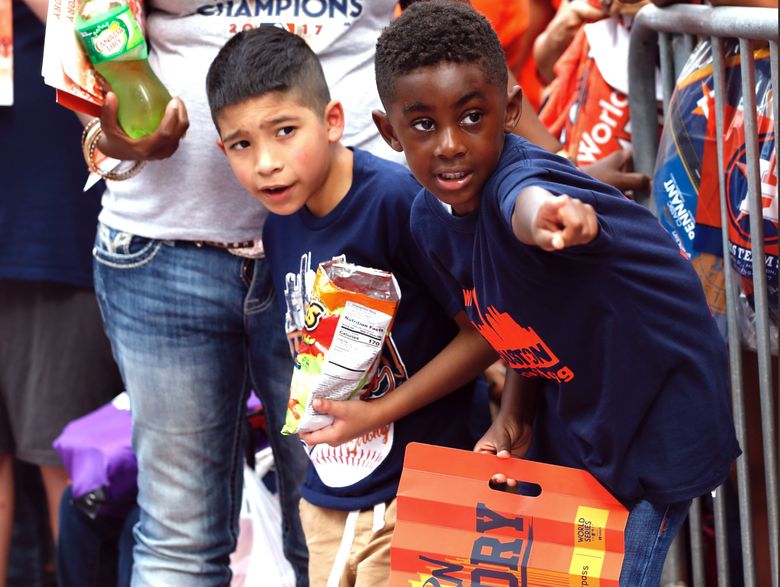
left=282, top=259, right=401, bottom=435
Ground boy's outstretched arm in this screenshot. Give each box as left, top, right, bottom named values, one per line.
left=474, top=370, right=541, bottom=485
left=512, top=185, right=599, bottom=251
left=298, top=312, right=498, bottom=447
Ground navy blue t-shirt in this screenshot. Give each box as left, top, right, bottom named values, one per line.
left=263, top=148, right=475, bottom=511
left=410, top=134, right=740, bottom=505
left=0, top=1, right=103, bottom=289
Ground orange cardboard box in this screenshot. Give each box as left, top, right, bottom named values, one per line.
left=390, top=443, right=628, bottom=587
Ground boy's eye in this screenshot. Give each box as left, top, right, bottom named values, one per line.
left=229, top=139, right=250, bottom=151
left=461, top=111, right=483, bottom=126
left=411, top=118, right=435, bottom=132
left=277, top=126, right=295, bottom=137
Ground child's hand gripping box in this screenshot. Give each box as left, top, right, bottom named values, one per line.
left=390, top=443, right=628, bottom=587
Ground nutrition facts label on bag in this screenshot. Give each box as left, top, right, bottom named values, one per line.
left=311, top=301, right=392, bottom=400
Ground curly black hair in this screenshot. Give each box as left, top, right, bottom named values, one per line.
left=375, top=1, right=507, bottom=107
left=206, top=26, right=330, bottom=129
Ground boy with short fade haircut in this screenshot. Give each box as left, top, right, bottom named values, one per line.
left=372, top=2, right=740, bottom=584
left=206, top=26, right=497, bottom=587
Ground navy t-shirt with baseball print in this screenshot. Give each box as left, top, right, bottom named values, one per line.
left=264, top=148, right=476, bottom=511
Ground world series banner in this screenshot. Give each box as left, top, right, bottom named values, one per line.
left=390, top=443, right=628, bottom=587
left=538, top=16, right=662, bottom=168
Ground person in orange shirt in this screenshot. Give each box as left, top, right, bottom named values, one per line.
left=396, top=0, right=556, bottom=110
left=471, top=0, right=557, bottom=111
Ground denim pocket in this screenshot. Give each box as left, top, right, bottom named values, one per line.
left=92, top=223, right=163, bottom=269
left=246, top=257, right=278, bottom=314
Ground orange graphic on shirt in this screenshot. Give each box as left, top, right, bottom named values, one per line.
left=464, top=288, right=575, bottom=382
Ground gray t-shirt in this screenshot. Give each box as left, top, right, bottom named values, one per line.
left=98, top=0, right=401, bottom=241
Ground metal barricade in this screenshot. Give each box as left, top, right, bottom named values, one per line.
left=628, top=5, right=778, bottom=586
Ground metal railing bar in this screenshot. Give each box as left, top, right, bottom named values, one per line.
left=738, top=38, right=780, bottom=587
left=770, top=46, right=780, bottom=557
left=633, top=4, right=778, bottom=42
left=673, top=34, right=696, bottom=78
left=683, top=33, right=696, bottom=57
left=714, top=33, right=757, bottom=587
left=663, top=533, right=687, bottom=585
left=689, top=497, right=705, bottom=586
left=628, top=19, right=662, bottom=209
left=712, top=487, right=732, bottom=587
left=660, top=32, right=677, bottom=114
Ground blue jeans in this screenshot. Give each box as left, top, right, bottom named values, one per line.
left=620, top=498, right=691, bottom=586
left=93, top=224, right=309, bottom=587
left=57, top=485, right=138, bottom=587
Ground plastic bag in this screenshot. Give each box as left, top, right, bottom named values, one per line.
left=652, top=40, right=777, bottom=352
left=230, top=447, right=295, bottom=587
left=713, top=48, right=777, bottom=353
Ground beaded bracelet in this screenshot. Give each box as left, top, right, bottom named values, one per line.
left=81, top=119, right=147, bottom=181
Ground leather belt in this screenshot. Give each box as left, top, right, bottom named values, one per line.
left=191, top=239, right=265, bottom=259
left=193, top=240, right=256, bottom=250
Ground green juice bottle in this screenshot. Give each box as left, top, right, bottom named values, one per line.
left=74, top=0, right=171, bottom=139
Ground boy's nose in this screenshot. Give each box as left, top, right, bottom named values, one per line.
left=255, top=149, right=283, bottom=176
left=435, top=127, right=466, bottom=159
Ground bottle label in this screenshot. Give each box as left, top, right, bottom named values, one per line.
left=75, top=5, right=147, bottom=64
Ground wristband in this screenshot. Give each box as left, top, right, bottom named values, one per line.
left=81, top=119, right=146, bottom=181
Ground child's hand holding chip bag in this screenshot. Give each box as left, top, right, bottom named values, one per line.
left=281, top=258, right=400, bottom=436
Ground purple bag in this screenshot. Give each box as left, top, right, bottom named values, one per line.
left=53, top=393, right=137, bottom=519
left=53, top=391, right=269, bottom=519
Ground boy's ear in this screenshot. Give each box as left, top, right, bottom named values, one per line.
left=372, top=110, right=403, bottom=152
left=323, top=100, right=345, bottom=143
left=216, top=138, right=226, bottom=155
left=504, top=85, right=523, bottom=134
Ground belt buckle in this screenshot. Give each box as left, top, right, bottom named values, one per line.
left=228, top=240, right=265, bottom=259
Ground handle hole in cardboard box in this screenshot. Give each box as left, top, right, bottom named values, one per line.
left=487, top=478, right=542, bottom=497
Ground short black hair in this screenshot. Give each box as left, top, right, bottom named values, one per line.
left=206, top=26, right=330, bottom=129
left=375, top=1, right=507, bottom=107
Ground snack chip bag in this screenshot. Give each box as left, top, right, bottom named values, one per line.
left=281, top=259, right=401, bottom=435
